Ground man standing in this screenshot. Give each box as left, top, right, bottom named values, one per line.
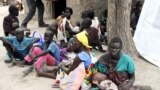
left=21, top=0, right=49, bottom=28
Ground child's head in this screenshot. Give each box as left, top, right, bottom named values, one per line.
left=81, top=10, right=88, bottom=19
left=80, top=17, right=92, bottom=30
left=15, top=28, right=24, bottom=42
left=86, top=9, right=95, bottom=19
left=44, top=30, right=54, bottom=43
left=92, top=72, right=107, bottom=84
left=46, top=25, right=57, bottom=37
left=63, top=7, right=73, bottom=19
left=136, top=1, right=143, bottom=10
left=9, top=5, right=19, bottom=16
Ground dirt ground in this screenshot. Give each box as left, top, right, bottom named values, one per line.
left=0, top=6, right=160, bottom=90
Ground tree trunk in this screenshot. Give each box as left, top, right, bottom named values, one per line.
left=107, top=0, right=137, bottom=57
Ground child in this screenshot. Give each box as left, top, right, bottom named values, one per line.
left=60, top=17, right=105, bottom=54
left=3, top=5, right=19, bottom=36
left=57, top=7, right=78, bottom=47
left=52, top=29, right=93, bottom=89
left=46, top=23, right=58, bottom=39
left=91, top=72, right=118, bottom=90
left=0, top=28, right=39, bottom=65
left=3, top=5, right=30, bottom=37
left=22, top=30, right=60, bottom=77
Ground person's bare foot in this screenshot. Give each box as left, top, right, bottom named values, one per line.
left=4, top=59, right=12, bottom=63
left=17, top=63, right=25, bottom=67
left=16, top=61, right=26, bottom=67
left=8, top=61, right=16, bottom=68
left=22, top=66, right=34, bottom=77
left=35, top=67, right=43, bottom=77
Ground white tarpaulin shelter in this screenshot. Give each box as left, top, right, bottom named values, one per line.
left=133, top=0, right=160, bottom=67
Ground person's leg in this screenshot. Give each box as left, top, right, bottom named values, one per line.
left=19, top=47, right=43, bottom=67
left=35, top=67, right=56, bottom=79
left=3, top=43, right=14, bottom=63
left=35, top=54, right=56, bottom=70
left=13, top=52, right=26, bottom=61
left=36, top=0, right=48, bottom=27
left=21, top=0, right=36, bottom=27
left=3, top=43, right=15, bottom=60
left=24, top=47, right=43, bottom=63
left=22, top=65, right=34, bottom=77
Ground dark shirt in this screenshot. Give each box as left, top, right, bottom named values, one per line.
left=86, top=27, right=101, bottom=47
left=3, top=14, right=19, bottom=35
left=130, top=8, right=141, bottom=31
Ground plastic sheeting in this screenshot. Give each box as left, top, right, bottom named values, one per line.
left=133, top=0, right=160, bottom=67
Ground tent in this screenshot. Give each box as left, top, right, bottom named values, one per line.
left=133, top=0, right=160, bottom=67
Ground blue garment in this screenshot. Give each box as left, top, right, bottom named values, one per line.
left=95, top=52, right=135, bottom=74
left=6, top=36, right=34, bottom=56
left=78, top=51, right=91, bottom=68
left=116, top=53, right=135, bottom=74
left=41, top=41, right=60, bottom=64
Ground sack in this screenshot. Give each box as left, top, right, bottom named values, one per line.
left=31, top=31, right=44, bottom=45
left=59, top=62, right=86, bottom=90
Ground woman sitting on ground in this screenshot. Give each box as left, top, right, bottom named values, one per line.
left=91, top=37, right=135, bottom=90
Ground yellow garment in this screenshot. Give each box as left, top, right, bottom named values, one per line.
left=76, top=31, right=92, bottom=48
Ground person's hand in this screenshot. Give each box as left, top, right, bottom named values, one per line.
left=26, top=44, right=32, bottom=50
left=11, top=46, right=17, bottom=52
left=58, top=62, right=65, bottom=69
left=60, top=48, right=67, bottom=55
left=25, top=31, right=31, bottom=37
left=92, top=80, right=99, bottom=85
left=28, top=53, right=34, bottom=58
left=32, top=56, right=37, bottom=61
left=100, top=49, right=106, bottom=53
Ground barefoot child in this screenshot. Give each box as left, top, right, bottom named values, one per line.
left=22, top=30, right=60, bottom=78
left=0, top=28, right=39, bottom=65
left=91, top=72, right=118, bottom=90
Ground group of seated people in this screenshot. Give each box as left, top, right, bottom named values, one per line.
left=0, top=4, right=136, bottom=90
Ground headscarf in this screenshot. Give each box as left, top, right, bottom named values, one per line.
left=76, top=31, right=92, bottom=48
